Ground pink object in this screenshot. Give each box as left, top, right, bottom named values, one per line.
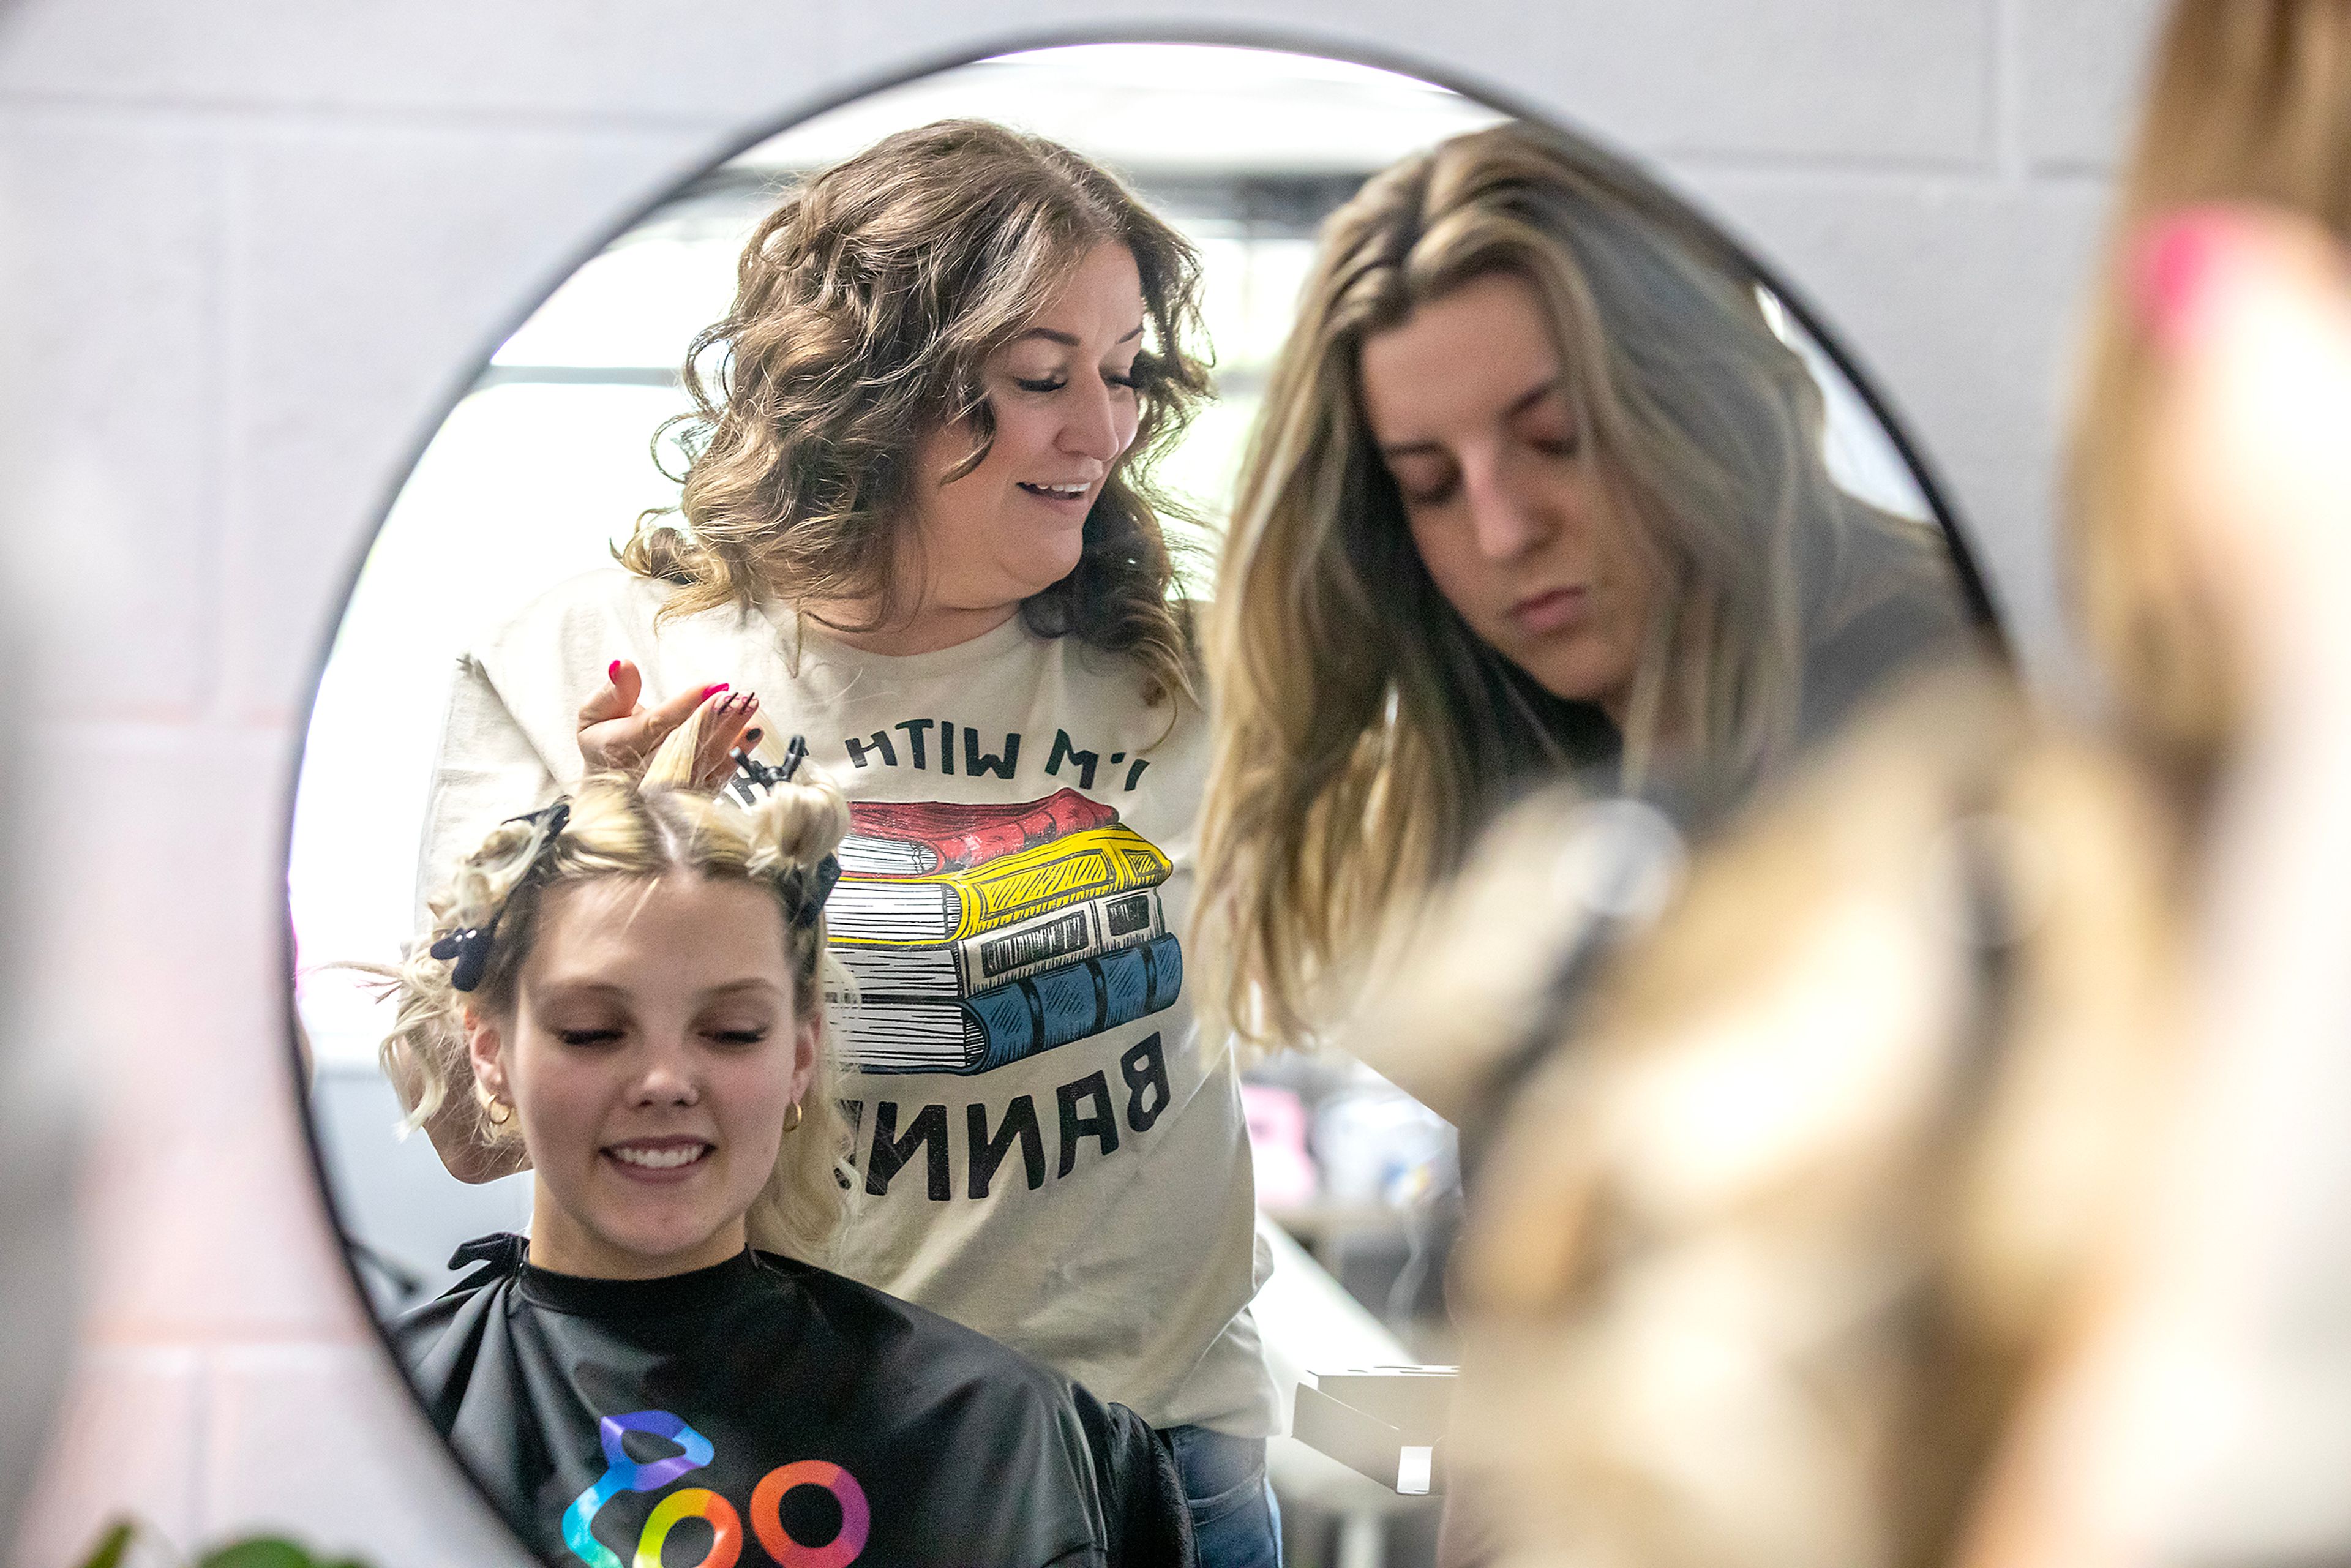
left=2132, top=206, right=2254, bottom=351
left=1242, top=1084, right=1318, bottom=1209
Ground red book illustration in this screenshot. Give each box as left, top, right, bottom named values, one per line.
left=838, top=789, right=1118, bottom=877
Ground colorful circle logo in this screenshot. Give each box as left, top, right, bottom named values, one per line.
left=634, top=1487, right=743, bottom=1568
left=749, top=1460, right=871, bottom=1568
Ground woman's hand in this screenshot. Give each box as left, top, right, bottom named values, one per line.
left=576, top=660, right=761, bottom=787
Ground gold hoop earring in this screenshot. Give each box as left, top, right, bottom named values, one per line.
left=782, top=1100, right=804, bottom=1133
left=486, top=1097, right=513, bottom=1127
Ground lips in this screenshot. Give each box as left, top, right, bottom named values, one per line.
left=602, top=1138, right=713, bottom=1182
left=1510, top=585, right=1591, bottom=637
left=1016, top=480, right=1093, bottom=502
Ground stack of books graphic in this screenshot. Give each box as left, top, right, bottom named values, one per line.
left=825, top=789, right=1183, bottom=1075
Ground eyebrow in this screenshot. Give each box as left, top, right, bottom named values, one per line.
left=1376, top=377, right=1564, bottom=459
left=533, top=977, right=786, bottom=1003
left=1011, top=323, right=1147, bottom=348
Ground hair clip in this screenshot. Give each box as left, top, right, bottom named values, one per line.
left=722, top=740, right=836, bottom=928
left=786, top=853, right=842, bottom=932
left=430, top=799, right=572, bottom=993
left=430, top=922, right=498, bottom=993
left=730, top=734, right=811, bottom=797
left=507, top=798, right=572, bottom=844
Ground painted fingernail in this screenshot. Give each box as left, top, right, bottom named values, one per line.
left=742, top=728, right=763, bottom=748
left=608, top=659, right=621, bottom=682
left=743, top=692, right=759, bottom=711
left=702, top=683, right=730, bottom=700
left=2134, top=208, right=2248, bottom=350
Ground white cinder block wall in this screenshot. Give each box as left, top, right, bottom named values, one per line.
left=0, top=1, right=2164, bottom=1562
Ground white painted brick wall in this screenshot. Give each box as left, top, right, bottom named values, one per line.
left=0, top=1, right=2165, bottom=1560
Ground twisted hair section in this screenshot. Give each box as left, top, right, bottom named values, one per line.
left=377, top=711, right=854, bottom=1261
left=622, top=118, right=1212, bottom=712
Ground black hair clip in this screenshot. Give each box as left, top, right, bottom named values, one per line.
left=729, top=733, right=810, bottom=802
left=429, top=800, right=572, bottom=994
left=429, top=921, right=498, bottom=994
left=723, top=738, right=836, bottom=929
left=786, top=854, right=841, bottom=932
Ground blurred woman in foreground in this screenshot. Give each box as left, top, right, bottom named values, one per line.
left=1363, top=6, right=2351, bottom=1565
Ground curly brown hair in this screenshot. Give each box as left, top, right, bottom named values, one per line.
left=622, top=119, right=1213, bottom=708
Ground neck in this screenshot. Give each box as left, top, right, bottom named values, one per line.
left=801, top=598, right=1021, bottom=657
left=527, top=1178, right=748, bottom=1280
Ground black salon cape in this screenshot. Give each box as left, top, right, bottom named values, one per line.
left=391, top=1235, right=1193, bottom=1568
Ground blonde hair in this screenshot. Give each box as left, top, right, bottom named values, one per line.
left=2069, top=0, right=2351, bottom=773
left=379, top=716, right=853, bottom=1262
left=1381, top=671, right=2186, bottom=1568
left=623, top=118, right=1212, bottom=711
left=1198, top=120, right=1947, bottom=1053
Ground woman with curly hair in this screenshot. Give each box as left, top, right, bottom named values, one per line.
left=416, top=119, right=1281, bottom=1563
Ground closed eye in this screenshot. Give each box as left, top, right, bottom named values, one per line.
left=557, top=1028, right=626, bottom=1048
left=707, top=1027, right=771, bottom=1048
left=1389, top=459, right=1461, bottom=508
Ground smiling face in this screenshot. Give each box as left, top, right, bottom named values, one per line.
left=1357, top=269, right=1658, bottom=723
left=898, top=241, right=1146, bottom=637
left=466, top=873, right=819, bottom=1280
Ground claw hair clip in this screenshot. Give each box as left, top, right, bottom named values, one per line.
left=429, top=800, right=571, bottom=992
left=725, top=735, right=840, bottom=931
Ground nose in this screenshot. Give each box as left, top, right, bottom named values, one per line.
left=1058, top=378, right=1132, bottom=466
left=1458, top=449, right=1554, bottom=561
left=631, top=1035, right=699, bottom=1108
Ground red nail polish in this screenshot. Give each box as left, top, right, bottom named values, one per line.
left=702, top=683, right=730, bottom=700
left=607, top=659, right=621, bottom=682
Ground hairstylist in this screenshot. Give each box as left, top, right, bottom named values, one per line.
left=414, top=119, right=1281, bottom=1565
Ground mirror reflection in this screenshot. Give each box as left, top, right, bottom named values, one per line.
left=288, top=40, right=1990, bottom=1568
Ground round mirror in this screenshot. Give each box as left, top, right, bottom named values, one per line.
left=288, top=38, right=1994, bottom=1568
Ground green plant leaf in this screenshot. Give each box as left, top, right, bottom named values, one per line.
left=73, top=1520, right=137, bottom=1568
left=199, top=1541, right=367, bottom=1568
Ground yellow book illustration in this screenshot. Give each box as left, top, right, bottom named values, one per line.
left=827, top=824, right=1173, bottom=948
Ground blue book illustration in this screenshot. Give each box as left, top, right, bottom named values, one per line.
left=833, top=934, right=1182, bottom=1076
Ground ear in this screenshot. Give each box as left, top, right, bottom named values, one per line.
left=462, top=1006, right=509, bottom=1106
left=789, top=1000, right=823, bottom=1108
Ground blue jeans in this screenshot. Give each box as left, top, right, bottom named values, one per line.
left=1166, top=1425, right=1283, bottom=1567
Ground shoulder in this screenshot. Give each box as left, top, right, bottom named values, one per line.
left=471, top=567, right=675, bottom=661
left=466, top=568, right=782, bottom=706
left=757, top=1253, right=1081, bottom=1407
left=384, top=1266, right=516, bottom=1420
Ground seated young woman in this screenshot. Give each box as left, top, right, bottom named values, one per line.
left=380, top=712, right=1192, bottom=1568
